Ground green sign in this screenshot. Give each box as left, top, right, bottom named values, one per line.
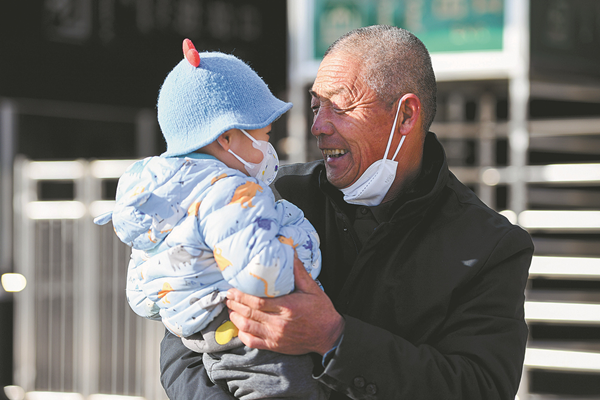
left=314, top=0, right=504, bottom=58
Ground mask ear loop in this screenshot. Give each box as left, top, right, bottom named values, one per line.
left=226, top=129, right=272, bottom=178
left=240, top=129, right=259, bottom=144
left=382, top=96, right=407, bottom=163
left=391, top=135, right=406, bottom=162
left=228, top=148, right=254, bottom=170
left=220, top=130, right=259, bottom=172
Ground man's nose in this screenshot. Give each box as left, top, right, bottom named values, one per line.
left=311, top=108, right=334, bottom=137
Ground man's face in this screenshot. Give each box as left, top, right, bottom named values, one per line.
left=310, top=52, right=396, bottom=189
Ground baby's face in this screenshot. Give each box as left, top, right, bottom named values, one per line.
left=228, top=125, right=272, bottom=166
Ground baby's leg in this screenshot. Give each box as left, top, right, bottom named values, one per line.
left=203, top=347, right=330, bottom=400
left=182, top=308, right=243, bottom=353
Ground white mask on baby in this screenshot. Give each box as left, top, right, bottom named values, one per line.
left=228, top=129, right=280, bottom=185
left=340, top=97, right=407, bottom=206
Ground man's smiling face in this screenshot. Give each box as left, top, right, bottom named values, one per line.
left=310, top=52, right=397, bottom=190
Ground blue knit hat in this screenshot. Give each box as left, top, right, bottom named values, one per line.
left=158, top=40, right=292, bottom=157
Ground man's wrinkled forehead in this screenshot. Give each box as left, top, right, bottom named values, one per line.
left=310, top=52, right=364, bottom=99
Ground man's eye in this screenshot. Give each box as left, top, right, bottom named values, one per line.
left=311, top=105, right=320, bottom=114
left=333, top=106, right=349, bottom=114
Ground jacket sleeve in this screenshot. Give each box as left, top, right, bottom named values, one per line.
left=316, top=227, right=533, bottom=400
left=200, top=176, right=321, bottom=298
left=275, top=199, right=322, bottom=280
left=160, top=329, right=235, bottom=400
left=125, top=252, right=161, bottom=321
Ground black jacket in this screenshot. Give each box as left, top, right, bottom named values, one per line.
left=159, top=132, right=533, bottom=400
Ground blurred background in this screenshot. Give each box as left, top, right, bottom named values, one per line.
left=1, top=0, right=599, bottom=399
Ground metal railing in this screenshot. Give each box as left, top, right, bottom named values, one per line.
left=12, top=158, right=167, bottom=400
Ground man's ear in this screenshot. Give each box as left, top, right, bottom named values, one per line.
left=398, top=94, right=422, bottom=135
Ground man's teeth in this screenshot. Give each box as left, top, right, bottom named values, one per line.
left=323, top=149, right=347, bottom=157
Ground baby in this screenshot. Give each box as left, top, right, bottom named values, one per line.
left=95, top=39, right=329, bottom=400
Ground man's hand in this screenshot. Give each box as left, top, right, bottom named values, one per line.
left=226, top=256, right=345, bottom=356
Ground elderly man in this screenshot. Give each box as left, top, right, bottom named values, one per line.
left=160, top=25, right=533, bottom=399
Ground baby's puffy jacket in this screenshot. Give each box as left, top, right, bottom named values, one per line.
left=105, top=155, right=321, bottom=338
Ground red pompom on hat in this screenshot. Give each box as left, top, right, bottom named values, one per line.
left=183, top=38, right=200, bottom=67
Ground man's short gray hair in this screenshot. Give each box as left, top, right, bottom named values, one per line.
left=325, top=25, right=437, bottom=132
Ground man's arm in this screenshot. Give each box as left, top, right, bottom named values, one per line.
left=226, top=256, right=345, bottom=356
left=160, top=329, right=235, bottom=400
left=227, top=227, right=532, bottom=400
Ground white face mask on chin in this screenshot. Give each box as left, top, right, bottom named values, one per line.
left=227, top=129, right=280, bottom=185
left=340, top=97, right=407, bottom=206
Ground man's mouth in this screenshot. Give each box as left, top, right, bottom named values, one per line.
left=322, top=149, right=348, bottom=159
